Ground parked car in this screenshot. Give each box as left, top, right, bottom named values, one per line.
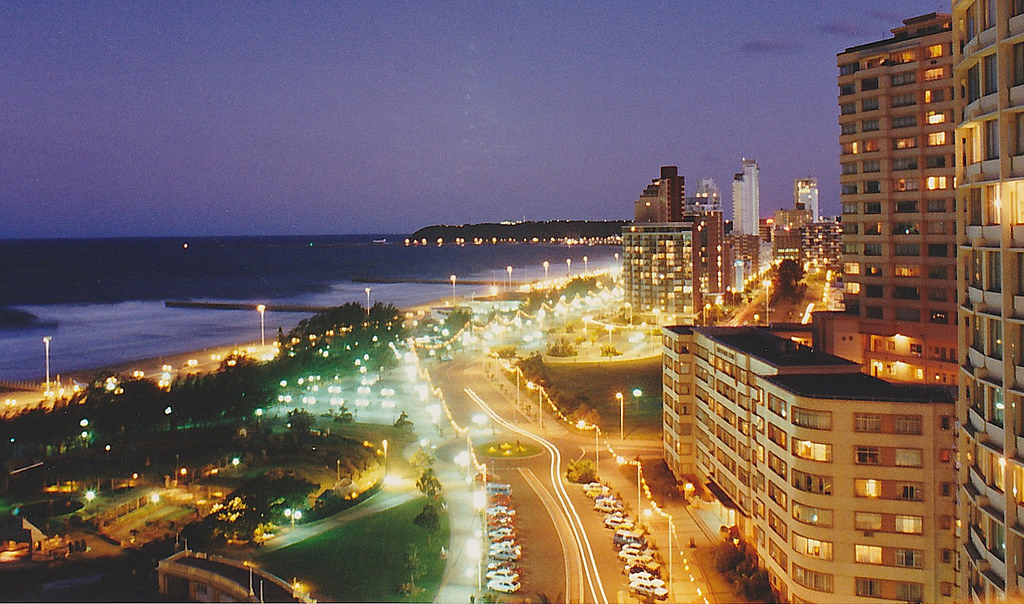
left=489, top=526, right=515, bottom=539
left=629, top=574, right=666, bottom=590
left=624, top=561, right=661, bottom=577
left=594, top=498, right=623, bottom=513
left=487, top=483, right=512, bottom=497
left=603, top=512, right=633, bottom=529
left=486, top=568, right=520, bottom=582
left=487, top=578, right=521, bottom=594
left=490, top=547, right=522, bottom=561
left=629, top=582, right=669, bottom=601
left=613, top=529, right=646, bottom=549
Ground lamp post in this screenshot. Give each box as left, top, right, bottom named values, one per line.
left=506, top=266, right=513, bottom=292
left=256, top=304, right=266, bottom=346
left=616, top=392, right=624, bottom=441
left=637, top=462, right=642, bottom=519
left=606, top=324, right=613, bottom=345
left=625, top=302, right=632, bottom=325
left=543, top=260, right=549, bottom=282
left=667, top=515, right=674, bottom=596
left=364, top=287, right=372, bottom=316
left=566, top=258, right=571, bottom=277
left=632, top=387, right=643, bottom=410
left=537, top=385, right=543, bottom=428
left=450, top=274, right=457, bottom=300
left=42, top=336, right=52, bottom=394
left=594, top=427, right=600, bottom=478
left=583, top=255, right=589, bottom=274
left=763, top=279, right=771, bottom=325
left=382, top=439, right=389, bottom=476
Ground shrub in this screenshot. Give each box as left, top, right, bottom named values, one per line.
left=565, top=458, right=597, bottom=483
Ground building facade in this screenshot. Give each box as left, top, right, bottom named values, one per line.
left=953, top=1, right=1024, bottom=600
left=802, top=220, right=844, bottom=274
left=622, top=222, right=694, bottom=325
left=634, top=165, right=685, bottom=223
left=837, top=12, right=958, bottom=385
left=733, top=159, right=761, bottom=236
left=662, top=326, right=957, bottom=603
left=688, top=177, right=723, bottom=213
left=795, top=178, right=820, bottom=223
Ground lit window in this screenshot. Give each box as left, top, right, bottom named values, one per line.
left=856, top=544, right=882, bottom=564
left=895, top=515, right=923, bottom=534
left=924, top=67, right=944, bottom=81
left=895, top=448, right=922, bottom=467
left=926, top=111, right=946, bottom=124
left=845, top=282, right=861, bottom=294
left=928, top=132, right=947, bottom=146
left=927, top=176, right=948, bottom=190
left=855, top=479, right=881, bottom=497
left=926, top=44, right=943, bottom=59
left=855, top=512, right=882, bottom=531
left=793, top=440, right=832, bottom=462
left=844, top=262, right=861, bottom=275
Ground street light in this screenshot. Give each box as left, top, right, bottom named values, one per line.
left=450, top=274, right=457, bottom=300
left=566, top=258, right=571, bottom=277
left=42, top=336, right=52, bottom=394
left=625, top=302, right=632, bottom=325
left=382, top=439, right=389, bottom=475
left=606, top=324, right=613, bottom=344
left=594, top=426, right=600, bottom=478
left=543, top=260, right=549, bottom=282
left=763, top=279, right=771, bottom=325
left=616, top=392, right=624, bottom=441
left=583, top=255, right=589, bottom=274
left=256, top=304, right=266, bottom=346
left=365, top=287, right=372, bottom=316
left=632, top=387, right=643, bottom=410
left=506, top=265, right=513, bottom=292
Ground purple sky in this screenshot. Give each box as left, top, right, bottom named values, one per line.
left=0, top=1, right=948, bottom=238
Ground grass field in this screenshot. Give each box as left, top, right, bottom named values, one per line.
left=258, top=496, right=450, bottom=602
left=542, top=357, right=662, bottom=438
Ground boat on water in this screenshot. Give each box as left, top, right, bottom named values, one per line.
left=372, top=238, right=387, bottom=244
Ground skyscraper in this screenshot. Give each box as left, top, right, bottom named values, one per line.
left=733, top=159, right=760, bottom=236
left=954, top=2, right=1024, bottom=599
left=794, top=177, right=820, bottom=222
left=834, top=12, right=957, bottom=385
left=633, top=165, right=684, bottom=223
left=687, top=177, right=722, bottom=213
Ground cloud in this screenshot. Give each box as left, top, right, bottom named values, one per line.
left=818, top=20, right=871, bottom=38
left=740, top=39, right=802, bottom=55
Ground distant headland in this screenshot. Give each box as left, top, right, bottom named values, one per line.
left=407, top=220, right=629, bottom=245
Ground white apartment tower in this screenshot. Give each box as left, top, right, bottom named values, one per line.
left=794, top=177, right=820, bottom=222
left=733, top=158, right=760, bottom=236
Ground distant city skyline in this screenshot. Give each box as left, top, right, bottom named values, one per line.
left=0, top=1, right=946, bottom=238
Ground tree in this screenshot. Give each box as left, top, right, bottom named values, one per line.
left=565, top=458, right=597, bottom=484
left=416, top=468, right=443, bottom=499
left=402, top=545, right=423, bottom=588
left=413, top=502, right=441, bottom=545
left=774, top=259, right=804, bottom=298
left=287, top=408, right=313, bottom=443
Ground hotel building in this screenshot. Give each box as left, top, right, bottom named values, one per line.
left=835, top=13, right=959, bottom=385
left=662, top=326, right=956, bottom=602
left=622, top=222, right=694, bottom=325
left=953, top=1, right=1024, bottom=599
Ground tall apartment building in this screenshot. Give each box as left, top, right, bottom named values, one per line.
left=836, top=13, right=958, bottom=385
left=662, top=326, right=957, bottom=603
left=688, top=178, right=722, bottom=213
left=802, top=220, right=844, bottom=273
left=733, top=159, right=761, bottom=236
left=795, top=178, right=820, bottom=223
left=634, top=165, right=685, bottom=223
left=953, top=1, right=1024, bottom=599
left=622, top=222, right=694, bottom=325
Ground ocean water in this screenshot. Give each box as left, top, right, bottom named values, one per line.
left=0, top=236, right=619, bottom=380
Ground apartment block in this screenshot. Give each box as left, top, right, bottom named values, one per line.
left=662, top=326, right=956, bottom=603
left=953, top=0, right=1024, bottom=599
left=634, top=165, right=685, bottom=223
left=622, top=222, right=694, bottom=325
left=836, top=12, right=958, bottom=385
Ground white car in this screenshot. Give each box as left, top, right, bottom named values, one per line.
left=489, top=526, right=515, bottom=539
left=629, top=582, right=669, bottom=601
left=628, top=570, right=661, bottom=584
left=594, top=498, right=623, bottom=513
left=618, top=548, right=654, bottom=564
left=603, top=513, right=633, bottom=529
left=487, top=506, right=515, bottom=516
left=487, top=578, right=521, bottom=594
left=490, top=548, right=522, bottom=561
left=486, top=568, right=520, bottom=582
left=583, top=483, right=609, bottom=498
left=630, top=575, right=666, bottom=590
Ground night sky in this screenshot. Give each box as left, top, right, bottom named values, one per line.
left=1, top=1, right=947, bottom=239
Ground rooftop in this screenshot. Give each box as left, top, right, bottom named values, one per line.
left=768, top=372, right=956, bottom=404
left=839, top=12, right=951, bottom=56
left=696, top=327, right=857, bottom=369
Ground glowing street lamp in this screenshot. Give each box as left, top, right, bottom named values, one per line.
left=583, top=255, right=589, bottom=274
left=616, top=392, right=624, bottom=441
left=256, top=304, right=266, bottom=346
left=625, top=302, right=632, bottom=325
left=632, top=388, right=643, bottom=410
left=42, top=336, right=52, bottom=394
left=382, top=439, right=389, bottom=475
left=364, top=287, right=372, bottom=315
left=450, top=274, right=457, bottom=299
left=566, top=258, right=571, bottom=277
left=606, top=324, right=613, bottom=344
left=763, top=279, right=771, bottom=325
left=506, top=265, right=513, bottom=292
left=543, top=260, right=549, bottom=282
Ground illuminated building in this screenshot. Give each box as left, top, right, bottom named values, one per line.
left=733, top=159, right=760, bottom=236
left=795, top=178, right=820, bottom=223
left=634, top=165, right=685, bottom=223
left=662, top=326, right=956, bottom=602
left=622, top=222, right=694, bottom=325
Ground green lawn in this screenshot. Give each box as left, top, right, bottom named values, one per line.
left=542, top=357, right=662, bottom=437
left=257, top=496, right=450, bottom=602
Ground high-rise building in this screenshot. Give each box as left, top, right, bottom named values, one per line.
left=802, top=220, right=844, bottom=273
left=953, top=3, right=1024, bottom=599
left=693, top=210, right=727, bottom=314
left=834, top=12, right=957, bottom=385
left=687, top=178, right=722, bottom=213
left=622, top=222, right=694, bottom=325
left=634, top=166, right=685, bottom=223
left=733, top=159, right=760, bottom=236
left=794, top=177, right=820, bottom=223
left=662, top=326, right=957, bottom=603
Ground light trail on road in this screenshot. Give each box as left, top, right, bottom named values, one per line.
left=465, top=388, right=609, bottom=604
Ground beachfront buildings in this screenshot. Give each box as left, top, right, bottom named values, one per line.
left=830, top=12, right=958, bottom=386
left=662, top=325, right=957, bottom=602
left=733, top=159, right=760, bottom=237
left=794, top=178, right=820, bottom=223
left=634, top=165, right=685, bottom=224
left=953, top=1, right=1024, bottom=599
left=622, top=223, right=694, bottom=325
